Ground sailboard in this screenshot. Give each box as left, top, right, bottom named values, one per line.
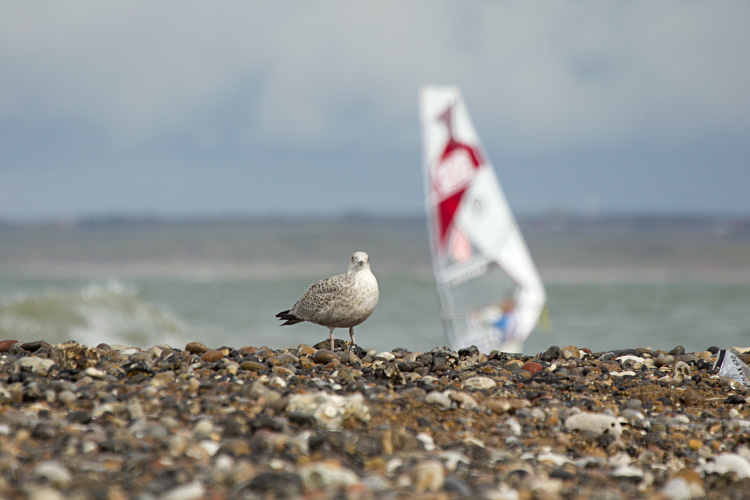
left=419, top=85, right=546, bottom=353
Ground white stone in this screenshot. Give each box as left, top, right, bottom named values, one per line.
left=414, top=460, right=444, bottom=493
left=416, top=432, right=436, bottom=451
left=286, top=392, right=369, bottom=430
left=439, top=451, right=471, bottom=471
left=300, top=462, right=358, bottom=491
left=27, top=487, right=65, bottom=500
left=463, top=376, right=497, bottom=390
left=505, top=418, right=522, bottom=436
left=449, top=391, right=478, bottom=410
left=673, top=361, right=691, bottom=381
left=700, top=453, right=750, bottom=479
left=617, top=355, right=645, bottom=364
left=565, top=412, right=623, bottom=437
left=425, top=390, right=453, bottom=410
left=375, top=351, right=395, bottom=361
left=200, top=440, right=220, bottom=456
left=193, top=419, right=215, bottom=438
left=611, top=464, right=644, bottom=479
left=269, top=376, right=287, bottom=389
left=84, top=367, right=106, bottom=379
left=662, top=475, right=705, bottom=500
left=15, top=357, right=55, bottom=376
left=160, top=481, right=205, bottom=500
left=537, top=452, right=572, bottom=467
left=33, top=461, right=72, bottom=485
left=482, top=485, right=520, bottom=500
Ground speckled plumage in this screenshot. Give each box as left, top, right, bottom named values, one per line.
left=276, top=251, right=379, bottom=350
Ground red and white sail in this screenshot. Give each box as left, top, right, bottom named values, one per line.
left=420, top=85, right=546, bottom=353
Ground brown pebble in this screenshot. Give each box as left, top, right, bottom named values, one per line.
left=268, top=353, right=298, bottom=366
left=238, top=345, right=258, bottom=355
left=201, top=350, right=224, bottom=362
left=241, top=360, right=266, bottom=372
left=484, top=398, right=531, bottom=414
left=505, top=360, right=523, bottom=371
left=313, top=349, right=337, bottom=364
left=186, top=342, right=208, bottom=354
left=0, top=340, right=18, bottom=352
left=20, top=340, right=50, bottom=352
left=324, top=358, right=341, bottom=369
left=561, top=345, right=581, bottom=359
left=522, top=362, right=543, bottom=375
left=297, top=345, right=315, bottom=356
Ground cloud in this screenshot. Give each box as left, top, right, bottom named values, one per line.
left=0, top=1, right=748, bottom=217
left=3, top=2, right=747, bottom=148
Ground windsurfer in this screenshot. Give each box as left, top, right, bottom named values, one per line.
left=470, top=296, right=518, bottom=343
left=492, top=297, right=518, bottom=342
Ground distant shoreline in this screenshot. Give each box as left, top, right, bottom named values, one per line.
left=2, top=214, right=750, bottom=283
left=3, top=212, right=750, bottom=236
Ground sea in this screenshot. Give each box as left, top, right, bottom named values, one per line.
left=1, top=215, right=749, bottom=355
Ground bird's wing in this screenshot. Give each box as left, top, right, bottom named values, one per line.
left=292, top=274, right=347, bottom=320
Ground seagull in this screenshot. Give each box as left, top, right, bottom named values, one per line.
left=276, top=251, right=379, bottom=351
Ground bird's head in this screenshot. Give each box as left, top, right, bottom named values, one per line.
left=347, top=251, right=370, bottom=276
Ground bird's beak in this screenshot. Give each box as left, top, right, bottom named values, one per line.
left=358, top=260, right=365, bottom=267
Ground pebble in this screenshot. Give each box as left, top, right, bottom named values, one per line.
left=673, top=361, right=691, bottom=381
left=425, top=390, right=453, bottom=410
left=521, top=361, right=543, bottom=374
left=185, top=342, right=208, bottom=354
left=449, top=391, right=479, bottom=410
left=700, top=453, right=750, bottom=479
left=160, top=481, right=205, bottom=500
left=662, top=469, right=705, bottom=500
left=241, top=360, right=267, bottom=371
left=312, top=349, right=337, bottom=364
left=33, top=461, right=72, bottom=485
left=286, top=392, right=369, bottom=430
left=201, top=349, right=224, bottom=362
left=464, top=376, right=497, bottom=390
left=564, top=412, right=623, bottom=437
left=414, top=460, right=444, bottom=493
left=0, top=339, right=748, bottom=499
left=15, top=357, right=56, bottom=376
left=0, top=339, right=18, bottom=352
left=299, top=461, right=358, bottom=491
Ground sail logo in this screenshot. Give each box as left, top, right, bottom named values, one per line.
left=434, top=148, right=475, bottom=196
left=431, top=102, right=486, bottom=256
left=450, top=229, right=473, bottom=263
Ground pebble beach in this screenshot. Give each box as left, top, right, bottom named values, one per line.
left=1, top=339, right=750, bottom=500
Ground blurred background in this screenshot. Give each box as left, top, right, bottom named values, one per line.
left=1, top=2, right=749, bottom=353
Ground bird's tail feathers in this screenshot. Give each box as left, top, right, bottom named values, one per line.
left=276, top=309, right=303, bottom=326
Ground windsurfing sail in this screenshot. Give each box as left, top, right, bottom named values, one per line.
left=419, top=85, right=546, bottom=353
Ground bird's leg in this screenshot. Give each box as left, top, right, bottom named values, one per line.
left=349, top=327, right=356, bottom=350
left=329, top=328, right=335, bottom=351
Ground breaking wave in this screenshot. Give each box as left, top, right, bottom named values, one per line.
left=0, top=281, right=188, bottom=348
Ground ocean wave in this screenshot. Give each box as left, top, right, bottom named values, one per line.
left=0, top=281, right=188, bottom=347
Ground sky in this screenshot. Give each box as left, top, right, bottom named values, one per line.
left=1, top=1, right=749, bottom=221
